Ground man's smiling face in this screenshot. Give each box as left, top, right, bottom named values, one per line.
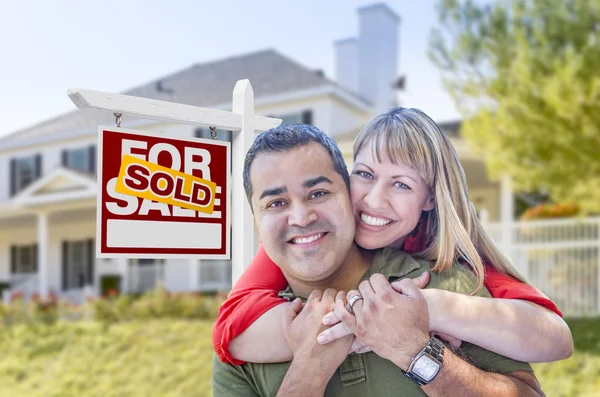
left=250, top=142, right=356, bottom=284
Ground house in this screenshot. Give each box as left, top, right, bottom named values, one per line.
left=0, top=4, right=555, bottom=306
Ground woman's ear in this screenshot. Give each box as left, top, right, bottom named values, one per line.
left=423, top=196, right=435, bottom=212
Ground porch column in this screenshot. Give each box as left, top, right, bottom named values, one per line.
left=500, top=174, right=515, bottom=262
left=37, top=211, right=49, bottom=298
left=189, top=258, right=199, bottom=292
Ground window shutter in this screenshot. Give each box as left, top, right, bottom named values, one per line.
left=34, top=154, right=42, bottom=179
left=302, top=110, right=313, bottom=125
left=194, top=128, right=205, bottom=138
left=10, top=158, right=16, bottom=197
left=86, top=239, right=94, bottom=285
left=62, top=241, right=68, bottom=291
left=61, top=150, right=68, bottom=167
left=10, top=245, right=16, bottom=274
left=89, top=145, right=97, bottom=174
left=32, top=243, right=38, bottom=272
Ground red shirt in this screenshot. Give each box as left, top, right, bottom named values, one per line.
left=212, top=222, right=562, bottom=365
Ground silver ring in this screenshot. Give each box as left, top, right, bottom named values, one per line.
left=346, top=294, right=363, bottom=315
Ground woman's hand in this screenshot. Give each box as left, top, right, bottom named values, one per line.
left=316, top=272, right=434, bottom=353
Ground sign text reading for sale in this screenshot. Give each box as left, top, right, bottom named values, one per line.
left=97, top=126, right=231, bottom=259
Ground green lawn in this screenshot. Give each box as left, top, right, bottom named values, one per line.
left=1, top=318, right=598, bottom=396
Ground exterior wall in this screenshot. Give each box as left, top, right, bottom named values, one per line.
left=469, top=186, right=501, bottom=222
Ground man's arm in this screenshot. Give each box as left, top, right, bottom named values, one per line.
left=211, top=354, right=260, bottom=397
left=335, top=275, right=545, bottom=397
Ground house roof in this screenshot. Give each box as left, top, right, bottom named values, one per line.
left=1, top=49, right=364, bottom=147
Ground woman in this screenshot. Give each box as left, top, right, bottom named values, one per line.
left=213, top=107, right=573, bottom=365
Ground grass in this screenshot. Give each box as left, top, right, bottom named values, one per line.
left=0, top=317, right=598, bottom=396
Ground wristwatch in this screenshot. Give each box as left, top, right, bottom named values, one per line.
left=404, top=336, right=445, bottom=386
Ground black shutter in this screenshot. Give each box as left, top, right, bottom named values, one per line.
left=34, top=154, right=42, bottom=179
left=302, top=110, right=313, bottom=125
left=61, top=150, right=68, bottom=167
left=88, top=145, right=96, bottom=174
left=10, top=158, right=16, bottom=197
left=194, top=128, right=205, bottom=138
left=10, top=245, right=16, bottom=274
left=62, top=241, right=68, bottom=291
left=32, top=244, right=38, bottom=272
left=86, top=239, right=94, bottom=285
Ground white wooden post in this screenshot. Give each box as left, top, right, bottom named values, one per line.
left=231, top=80, right=256, bottom=285
left=118, top=257, right=129, bottom=293
left=37, top=211, right=49, bottom=298
left=189, top=258, right=199, bottom=291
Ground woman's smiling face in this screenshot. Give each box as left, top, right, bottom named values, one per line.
left=350, top=139, right=435, bottom=250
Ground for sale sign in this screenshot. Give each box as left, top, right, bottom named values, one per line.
left=97, top=126, right=230, bottom=259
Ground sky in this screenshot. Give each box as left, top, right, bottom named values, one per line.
left=0, top=0, right=460, bottom=138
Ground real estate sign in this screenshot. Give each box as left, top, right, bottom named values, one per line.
left=97, top=126, right=230, bottom=259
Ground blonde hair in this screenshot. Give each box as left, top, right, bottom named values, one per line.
left=353, top=107, right=527, bottom=293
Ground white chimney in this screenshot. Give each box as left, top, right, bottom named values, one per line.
left=358, top=3, right=400, bottom=113
left=334, top=38, right=359, bottom=94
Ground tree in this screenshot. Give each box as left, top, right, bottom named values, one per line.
left=429, top=0, right=600, bottom=213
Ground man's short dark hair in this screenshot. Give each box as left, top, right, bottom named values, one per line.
left=243, top=124, right=350, bottom=211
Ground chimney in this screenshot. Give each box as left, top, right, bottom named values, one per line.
left=334, top=38, right=359, bottom=94
left=358, top=3, right=400, bottom=113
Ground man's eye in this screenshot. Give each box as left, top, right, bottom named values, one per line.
left=267, top=200, right=286, bottom=208
left=309, top=191, right=328, bottom=199
left=394, top=182, right=411, bottom=190
left=354, top=170, right=373, bottom=179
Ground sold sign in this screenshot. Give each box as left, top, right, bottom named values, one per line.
left=97, top=126, right=230, bottom=259
left=115, top=155, right=217, bottom=214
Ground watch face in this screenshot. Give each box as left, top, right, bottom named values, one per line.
left=413, top=356, right=440, bottom=381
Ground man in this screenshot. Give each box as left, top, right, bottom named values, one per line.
left=211, top=124, right=545, bottom=396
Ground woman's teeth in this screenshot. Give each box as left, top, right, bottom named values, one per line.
left=360, top=213, right=392, bottom=227
left=292, top=233, right=324, bottom=244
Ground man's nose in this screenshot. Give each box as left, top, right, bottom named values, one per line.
left=363, top=181, right=387, bottom=210
left=288, top=203, right=317, bottom=227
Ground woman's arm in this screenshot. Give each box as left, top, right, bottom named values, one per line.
left=212, top=244, right=290, bottom=364
left=423, top=268, right=573, bottom=363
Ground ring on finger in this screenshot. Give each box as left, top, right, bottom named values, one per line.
left=346, top=294, right=363, bottom=315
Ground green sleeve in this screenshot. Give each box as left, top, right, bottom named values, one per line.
left=211, top=354, right=260, bottom=397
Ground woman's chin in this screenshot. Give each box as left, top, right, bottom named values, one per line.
left=354, top=234, right=386, bottom=251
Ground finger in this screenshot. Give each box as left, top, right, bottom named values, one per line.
left=335, top=290, right=346, bottom=304
left=289, top=298, right=303, bottom=315
left=358, top=280, right=376, bottom=301
left=322, top=288, right=338, bottom=307
left=390, top=278, right=421, bottom=298
left=345, top=290, right=364, bottom=314
left=409, top=271, right=430, bottom=289
left=334, top=297, right=357, bottom=333
left=433, top=332, right=463, bottom=349
left=354, top=346, right=372, bottom=354
left=349, top=337, right=364, bottom=353
left=322, top=311, right=340, bottom=326
left=369, top=273, right=391, bottom=293
left=317, top=322, right=353, bottom=344
left=308, top=289, right=323, bottom=302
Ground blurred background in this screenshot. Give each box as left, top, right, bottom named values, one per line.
left=0, top=1, right=598, bottom=396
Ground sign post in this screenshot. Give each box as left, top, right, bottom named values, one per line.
left=69, top=80, right=281, bottom=282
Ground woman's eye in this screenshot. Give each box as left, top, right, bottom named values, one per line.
left=354, top=170, right=373, bottom=179
left=267, top=200, right=286, bottom=208
left=394, top=181, right=411, bottom=190
left=310, top=191, right=328, bottom=199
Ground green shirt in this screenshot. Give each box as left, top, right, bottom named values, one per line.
left=212, top=248, right=533, bottom=396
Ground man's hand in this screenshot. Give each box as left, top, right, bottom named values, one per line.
left=317, top=272, right=432, bottom=352
left=333, top=274, right=431, bottom=370
left=277, top=289, right=353, bottom=396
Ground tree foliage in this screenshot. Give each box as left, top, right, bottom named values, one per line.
left=429, top=0, right=600, bottom=213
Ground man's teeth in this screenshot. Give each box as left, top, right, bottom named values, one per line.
left=361, top=213, right=392, bottom=227
left=292, top=233, right=324, bottom=244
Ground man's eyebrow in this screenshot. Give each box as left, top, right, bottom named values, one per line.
left=303, top=176, right=333, bottom=188
left=259, top=186, right=287, bottom=200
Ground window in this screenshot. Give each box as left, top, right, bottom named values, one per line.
left=273, top=110, right=313, bottom=126
left=10, top=244, right=37, bottom=274
left=62, top=145, right=96, bottom=173
left=128, top=258, right=165, bottom=293
left=199, top=260, right=231, bottom=290
left=62, top=239, right=94, bottom=290
left=10, top=155, right=41, bottom=195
